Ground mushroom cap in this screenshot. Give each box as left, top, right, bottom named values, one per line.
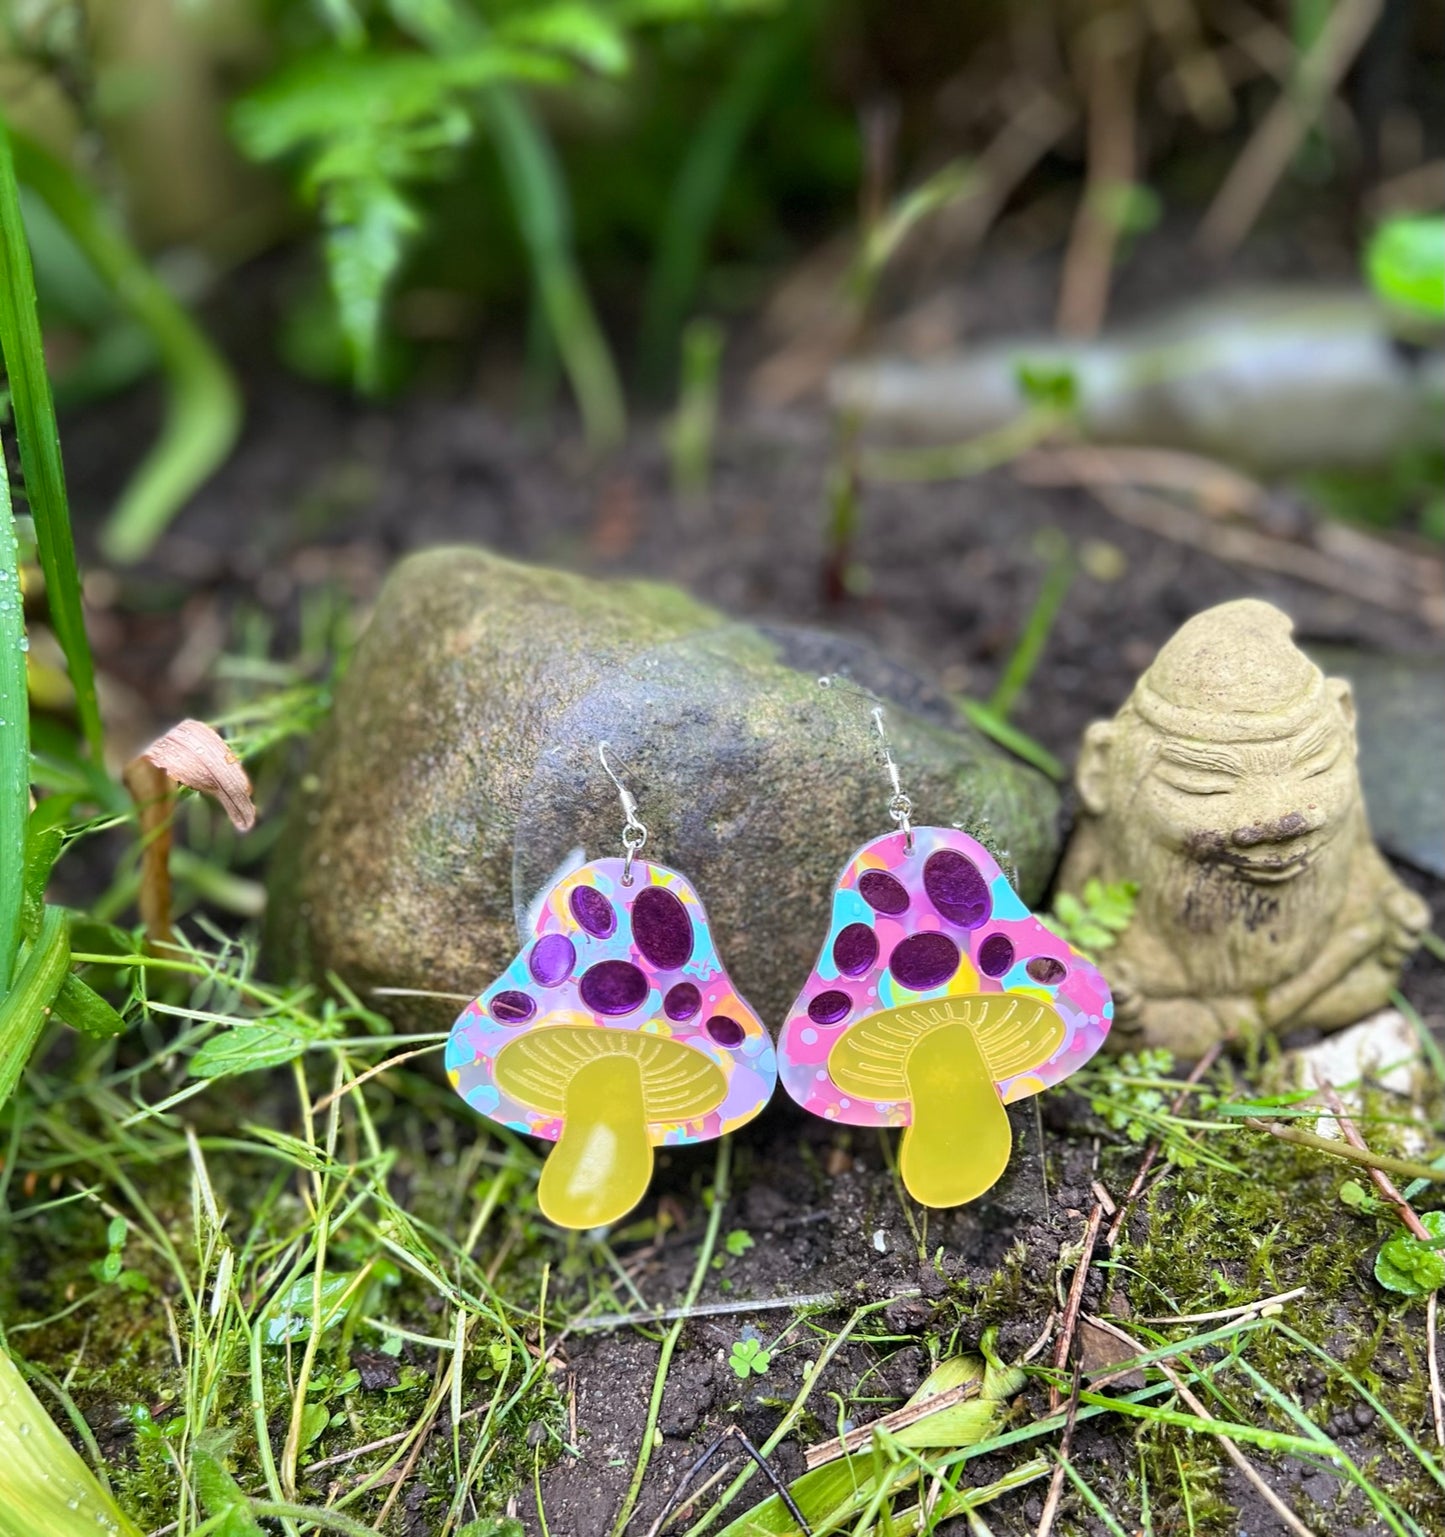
left=778, top=827, right=1112, bottom=1127
left=447, top=858, right=775, bottom=1145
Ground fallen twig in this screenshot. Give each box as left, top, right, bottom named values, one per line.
left=572, top=1289, right=869, bottom=1333
left=1106, top=1041, right=1224, bottom=1248
left=1081, top=482, right=1445, bottom=630
left=1428, top=1290, right=1445, bottom=1451
left=645, top=1424, right=811, bottom=1537
left=1016, top=443, right=1269, bottom=520
left=1135, top=1285, right=1306, bottom=1325
left=1085, top=1314, right=1317, bottom=1537
left=1034, top=1366, right=1082, bottom=1537
left=1058, top=7, right=1139, bottom=337
left=804, top=1377, right=980, bottom=1470
left=1199, top=0, right=1383, bottom=255
left=1243, top=1118, right=1445, bottom=1188
left=1313, top=1075, right=1431, bottom=1242
left=1050, top=1204, right=1104, bottom=1412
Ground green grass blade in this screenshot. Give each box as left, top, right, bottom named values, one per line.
left=9, top=131, right=243, bottom=565
left=484, top=85, right=626, bottom=451
left=0, top=1346, right=144, bottom=1537
left=0, top=444, right=27, bottom=991
left=0, top=111, right=103, bottom=763
left=0, top=905, right=70, bottom=1115
left=637, top=12, right=801, bottom=394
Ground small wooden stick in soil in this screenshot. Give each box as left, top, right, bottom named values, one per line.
left=645, top=1425, right=812, bottom=1537
left=1313, top=1075, right=1431, bottom=1241
left=1084, top=1314, right=1317, bottom=1537
left=1050, top=1203, right=1104, bottom=1412
left=1050, top=1042, right=1225, bottom=1411
left=1106, top=1041, right=1224, bottom=1248
left=1428, top=1290, right=1445, bottom=1451
left=1034, top=1364, right=1082, bottom=1537
left=1057, top=5, right=1139, bottom=337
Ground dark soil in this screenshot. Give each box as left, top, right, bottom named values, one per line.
left=44, top=226, right=1445, bottom=1535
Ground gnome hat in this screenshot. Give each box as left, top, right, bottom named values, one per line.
left=1134, top=599, right=1328, bottom=743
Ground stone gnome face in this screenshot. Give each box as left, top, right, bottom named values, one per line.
left=1061, top=598, right=1428, bottom=1052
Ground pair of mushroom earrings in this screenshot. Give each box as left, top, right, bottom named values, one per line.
left=445, top=713, right=1114, bottom=1230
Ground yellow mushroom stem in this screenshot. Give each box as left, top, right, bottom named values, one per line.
left=899, top=1022, right=1011, bottom=1208
left=538, top=1053, right=653, bottom=1229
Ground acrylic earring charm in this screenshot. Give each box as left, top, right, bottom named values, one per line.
left=446, top=745, right=776, bottom=1230
left=779, top=708, right=1112, bottom=1209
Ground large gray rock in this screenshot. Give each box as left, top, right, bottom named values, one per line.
left=267, top=548, right=1062, bottom=1029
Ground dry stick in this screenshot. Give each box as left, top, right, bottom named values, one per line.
left=645, top=1426, right=811, bottom=1537
left=1313, top=1076, right=1431, bottom=1242
left=1106, top=1041, right=1225, bottom=1249
left=1048, top=1043, right=1226, bottom=1412
left=1049, top=1203, right=1105, bottom=1413
left=1136, top=1286, right=1306, bottom=1326
left=1243, top=1119, right=1445, bottom=1190
left=1057, top=5, right=1138, bottom=337
left=1142, top=0, right=1234, bottom=130
left=1016, top=444, right=1270, bottom=521
left=1198, top=0, right=1383, bottom=255
left=804, top=1378, right=982, bottom=1470
left=1084, top=1313, right=1317, bottom=1537
left=1083, top=482, right=1445, bottom=631
left=1035, top=1365, right=1083, bottom=1537
left=1428, top=1290, right=1445, bottom=1452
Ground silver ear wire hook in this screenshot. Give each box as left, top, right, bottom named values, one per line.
left=871, top=706, right=916, bottom=853
left=599, top=742, right=648, bottom=885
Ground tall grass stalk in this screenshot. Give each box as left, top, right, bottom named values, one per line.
left=0, top=447, right=25, bottom=993
left=485, top=87, right=626, bottom=451
left=9, top=131, right=242, bottom=566
left=0, top=110, right=103, bottom=763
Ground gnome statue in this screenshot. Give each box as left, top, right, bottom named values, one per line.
left=1058, top=599, right=1429, bottom=1056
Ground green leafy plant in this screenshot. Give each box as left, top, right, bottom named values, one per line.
left=729, top=1336, right=771, bottom=1378
left=1375, top=1211, right=1445, bottom=1298
left=231, top=0, right=769, bottom=436
left=1046, top=877, right=1138, bottom=958
left=717, top=1332, right=1034, bottom=1535
left=1365, top=215, right=1445, bottom=320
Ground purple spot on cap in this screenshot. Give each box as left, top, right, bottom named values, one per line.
left=923, top=850, right=992, bottom=929
left=491, top=990, right=535, bottom=1025
left=889, top=932, right=961, bottom=991
left=807, top=990, right=851, bottom=1026
left=858, top=870, right=910, bottom=915
left=632, top=885, right=694, bottom=971
left=529, top=933, right=576, bottom=987
left=978, top=933, right=1015, bottom=978
left=664, top=982, right=701, bottom=1021
left=579, top=960, right=649, bottom=1016
left=706, top=1015, right=745, bottom=1048
left=833, top=922, right=879, bottom=977
left=569, top=885, right=616, bottom=939
left=1027, top=956, right=1067, bottom=985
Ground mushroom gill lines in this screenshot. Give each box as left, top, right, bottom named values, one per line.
left=828, top=994, right=1066, bottom=1098
left=494, top=1027, right=727, bottom=1121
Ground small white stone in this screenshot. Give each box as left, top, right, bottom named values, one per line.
left=872, top=1229, right=887, bottom=1253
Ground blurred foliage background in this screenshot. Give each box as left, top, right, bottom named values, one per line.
left=3, top=1, right=1437, bottom=543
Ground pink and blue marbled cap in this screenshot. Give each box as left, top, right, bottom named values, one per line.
left=447, top=857, right=776, bottom=1145
left=779, top=827, right=1112, bottom=1124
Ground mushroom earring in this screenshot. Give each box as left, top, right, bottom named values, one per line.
left=778, top=708, right=1113, bottom=1209
left=446, top=745, right=777, bottom=1230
